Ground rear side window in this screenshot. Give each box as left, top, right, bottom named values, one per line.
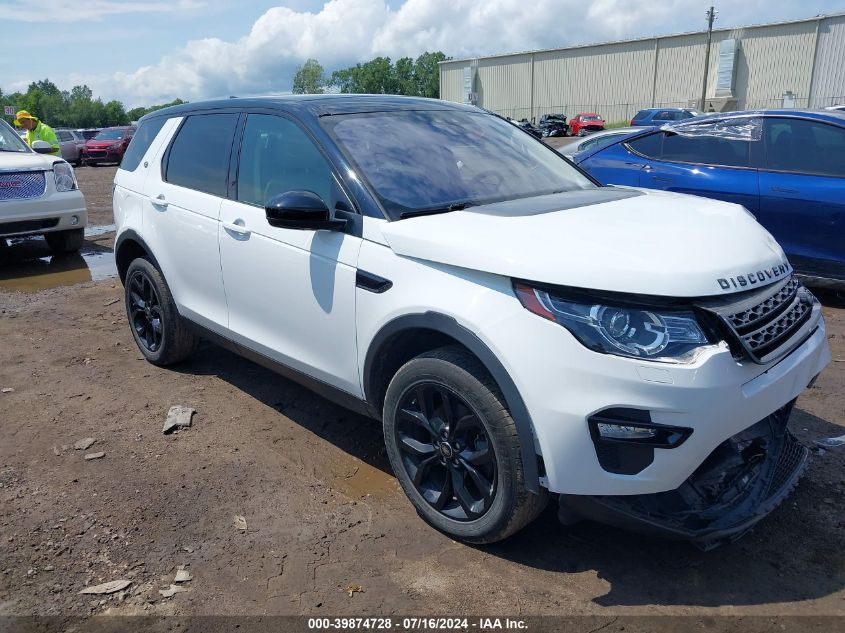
left=165, top=114, right=238, bottom=196
left=764, top=118, right=845, bottom=177
left=57, top=130, right=72, bottom=142
left=121, top=117, right=167, bottom=172
left=632, top=110, right=649, bottom=122
left=627, top=132, right=663, bottom=158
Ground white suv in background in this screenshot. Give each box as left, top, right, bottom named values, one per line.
left=113, top=96, right=830, bottom=550
left=0, top=119, right=86, bottom=252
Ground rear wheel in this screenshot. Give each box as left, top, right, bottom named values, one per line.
left=124, top=257, right=199, bottom=366
left=383, top=347, right=547, bottom=544
left=45, top=228, right=84, bottom=253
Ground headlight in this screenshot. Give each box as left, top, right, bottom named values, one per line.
left=515, top=283, right=712, bottom=362
left=53, top=161, right=77, bottom=192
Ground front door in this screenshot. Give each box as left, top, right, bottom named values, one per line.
left=219, top=113, right=363, bottom=395
left=758, top=117, right=845, bottom=280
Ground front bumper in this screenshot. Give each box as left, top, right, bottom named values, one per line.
left=483, top=294, right=829, bottom=497
left=0, top=189, right=87, bottom=237
left=560, top=401, right=808, bottom=550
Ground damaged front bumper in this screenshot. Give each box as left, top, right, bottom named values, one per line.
left=560, top=402, right=808, bottom=550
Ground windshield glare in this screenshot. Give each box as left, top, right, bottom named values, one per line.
left=0, top=120, right=30, bottom=153
left=94, top=129, right=125, bottom=141
left=323, top=110, right=594, bottom=218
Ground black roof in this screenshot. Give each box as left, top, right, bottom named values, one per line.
left=144, top=94, right=480, bottom=121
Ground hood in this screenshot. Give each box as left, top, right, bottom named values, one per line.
left=86, top=139, right=123, bottom=147
left=379, top=188, right=791, bottom=298
left=0, top=151, right=56, bottom=171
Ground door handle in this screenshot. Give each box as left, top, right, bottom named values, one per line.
left=222, top=219, right=251, bottom=237
left=771, top=186, right=799, bottom=194
left=150, top=194, right=168, bottom=209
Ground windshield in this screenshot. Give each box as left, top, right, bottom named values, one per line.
left=93, top=128, right=125, bottom=141
left=322, top=110, right=594, bottom=219
left=0, top=120, right=30, bottom=153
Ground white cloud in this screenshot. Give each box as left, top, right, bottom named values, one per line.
left=0, top=0, right=204, bottom=22
left=76, top=0, right=834, bottom=106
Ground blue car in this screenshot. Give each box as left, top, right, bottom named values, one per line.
left=577, top=110, right=845, bottom=287
left=629, top=107, right=701, bottom=126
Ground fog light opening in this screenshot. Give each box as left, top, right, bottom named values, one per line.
left=597, top=423, right=658, bottom=440
left=70, top=215, right=79, bottom=226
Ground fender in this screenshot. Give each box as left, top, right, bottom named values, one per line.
left=114, top=229, right=162, bottom=283
left=364, top=312, right=541, bottom=493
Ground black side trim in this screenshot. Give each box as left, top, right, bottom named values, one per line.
left=183, top=318, right=375, bottom=419
left=363, top=312, right=541, bottom=493
left=356, top=270, right=393, bottom=293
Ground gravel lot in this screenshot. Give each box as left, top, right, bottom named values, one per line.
left=0, top=165, right=843, bottom=624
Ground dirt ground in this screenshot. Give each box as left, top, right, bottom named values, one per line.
left=0, top=166, right=843, bottom=623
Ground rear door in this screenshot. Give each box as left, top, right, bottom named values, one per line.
left=142, top=112, right=239, bottom=333
left=758, top=117, right=845, bottom=280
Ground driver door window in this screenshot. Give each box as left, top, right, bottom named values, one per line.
left=237, top=114, right=337, bottom=208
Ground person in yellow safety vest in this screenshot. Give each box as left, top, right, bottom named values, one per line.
left=14, top=110, right=60, bottom=156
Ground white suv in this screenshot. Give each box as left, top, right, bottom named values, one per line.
left=1, top=119, right=86, bottom=252
left=113, top=96, right=830, bottom=549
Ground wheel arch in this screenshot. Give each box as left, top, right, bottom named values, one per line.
left=115, top=230, right=161, bottom=284
left=363, top=312, right=541, bottom=493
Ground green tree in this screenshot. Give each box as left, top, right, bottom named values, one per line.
left=328, top=52, right=449, bottom=97
left=413, top=51, right=447, bottom=98
left=292, top=59, right=326, bottom=94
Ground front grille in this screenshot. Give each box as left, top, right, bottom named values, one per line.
left=0, top=171, right=46, bottom=201
left=704, top=275, right=817, bottom=364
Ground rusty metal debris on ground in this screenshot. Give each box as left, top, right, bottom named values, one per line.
left=346, top=584, right=364, bottom=597
left=163, top=405, right=195, bottom=434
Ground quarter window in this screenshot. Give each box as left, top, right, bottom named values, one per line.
left=165, top=114, right=238, bottom=197
left=764, top=118, right=845, bottom=177
left=237, top=114, right=335, bottom=208
left=121, top=117, right=168, bottom=172
left=57, top=131, right=72, bottom=142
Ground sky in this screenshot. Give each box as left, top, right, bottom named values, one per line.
left=1, top=0, right=843, bottom=108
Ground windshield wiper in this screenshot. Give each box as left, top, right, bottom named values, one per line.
left=399, top=201, right=475, bottom=219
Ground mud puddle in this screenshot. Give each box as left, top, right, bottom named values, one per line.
left=0, top=228, right=117, bottom=293
left=334, top=458, right=399, bottom=500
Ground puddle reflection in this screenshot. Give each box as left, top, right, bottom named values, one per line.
left=0, top=229, right=117, bottom=293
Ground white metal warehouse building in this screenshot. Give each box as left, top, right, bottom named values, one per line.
left=439, top=12, right=845, bottom=124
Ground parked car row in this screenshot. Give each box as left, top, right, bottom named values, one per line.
left=52, top=126, right=136, bottom=166
left=573, top=109, right=845, bottom=287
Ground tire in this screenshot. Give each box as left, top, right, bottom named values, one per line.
left=44, top=228, right=84, bottom=253
left=124, top=257, right=199, bottom=366
left=383, top=346, right=547, bottom=544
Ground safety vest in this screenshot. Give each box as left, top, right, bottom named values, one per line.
left=25, top=122, right=61, bottom=156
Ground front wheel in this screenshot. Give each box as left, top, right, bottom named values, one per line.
left=383, top=347, right=547, bottom=544
left=124, top=257, right=199, bottom=366
left=45, top=228, right=83, bottom=253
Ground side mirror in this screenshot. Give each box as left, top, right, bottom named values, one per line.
left=265, top=191, right=347, bottom=231
left=31, top=140, right=54, bottom=154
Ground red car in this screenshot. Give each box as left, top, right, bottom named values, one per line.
left=568, top=113, right=605, bottom=137
left=80, top=126, right=136, bottom=166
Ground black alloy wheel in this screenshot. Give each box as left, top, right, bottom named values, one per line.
left=127, top=268, right=164, bottom=354
left=395, top=382, right=497, bottom=521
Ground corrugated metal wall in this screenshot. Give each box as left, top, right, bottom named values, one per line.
left=811, top=14, right=845, bottom=107
left=440, top=13, right=845, bottom=122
